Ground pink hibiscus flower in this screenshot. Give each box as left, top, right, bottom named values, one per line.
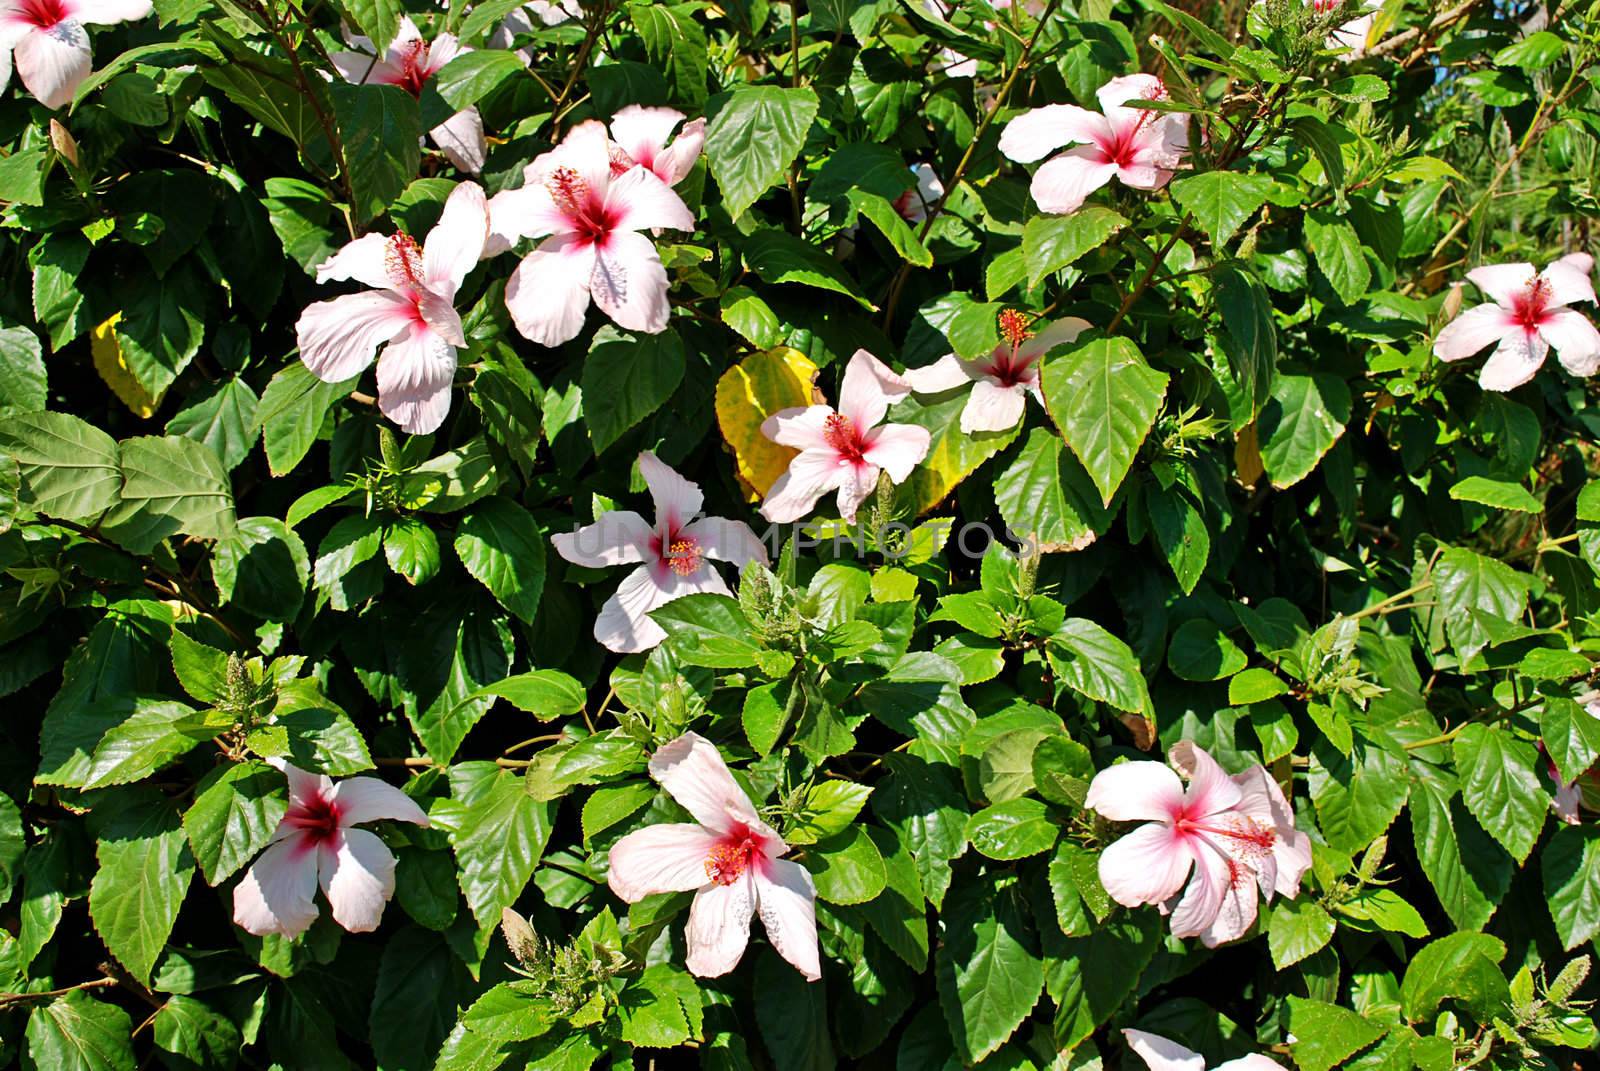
left=998, top=73, right=1191, bottom=215
left=232, top=760, right=430, bottom=937
left=295, top=180, right=488, bottom=435
left=1123, top=1029, right=1284, bottom=1071
left=551, top=451, right=767, bottom=654
left=607, top=104, right=705, bottom=187
left=893, top=162, right=944, bottom=224
left=331, top=16, right=487, bottom=173
left=606, top=732, right=820, bottom=981
left=488, top=120, right=696, bottom=346
left=1432, top=253, right=1600, bottom=391
left=759, top=349, right=933, bottom=524
left=0, top=0, right=150, bottom=109
left=1085, top=741, right=1312, bottom=947
left=905, top=310, right=1091, bottom=433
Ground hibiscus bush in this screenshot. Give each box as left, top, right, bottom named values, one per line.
left=5, top=0, right=1600, bottom=1067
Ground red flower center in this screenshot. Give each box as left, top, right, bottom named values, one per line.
left=823, top=413, right=866, bottom=463
left=1176, top=811, right=1277, bottom=859
left=385, top=232, right=425, bottom=292
left=666, top=536, right=702, bottom=577
left=704, top=823, right=763, bottom=885
left=1511, top=276, right=1553, bottom=332
left=546, top=166, right=619, bottom=245
left=393, top=39, right=432, bottom=97
left=286, top=793, right=342, bottom=848
left=14, top=0, right=69, bottom=28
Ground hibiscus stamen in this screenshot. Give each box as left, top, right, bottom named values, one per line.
left=608, top=145, right=636, bottom=177
left=998, top=309, right=1032, bottom=348
left=667, top=536, right=702, bottom=577
left=1513, top=275, right=1553, bottom=331
left=286, top=794, right=342, bottom=848
left=395, top=39, right=431, bottom=96
left=547, top=166, right=587, bottom=216
left=823, top=413, right=865, bottom=462
left=384, top=232, right=425, bottom=291
left=705, top=826, right=762, bottom=885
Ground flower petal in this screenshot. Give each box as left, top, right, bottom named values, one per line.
left=69, top=0, right=152, bottom=24
left=684, top=874, right=755, bottom=978
left=1478, top=330, right=1549, bottom=392
left=314, top=232, right=395, bottom=290
left=1544, top=255, right=1597, bottom=307
left=761, top=405, right=835, bottom=451
left=1169, top=741, right=1244, bottom=817
left=317, top=828, right=397, bottom=933
left=376, top=325, right=456, bottom=435
left=652, top=116, right=705, bottom=186
left=649, top=731, right=761, bottom=834
left=1230, top=765, right=1311, bottom=899
left=755, top=859, right=821, bottom=982
left=959, top=380, right=1027, bottom=433
left=296, top=291, right=414, bottom=383
left=552, top=510, right=654, bottom=568
left=1465, top=262, right=1538, bottom=305
left=15, top=20, right=91, bottom=109
left=861, top=423, right=931, bottom=482
left=1216, top=1057, right=1288, bottom=1071
left=1121, top=1030, right=1206, bottom=1071
left=998, top=103, right=1107, bottom=163
left=1085, top=760, right=1186, bottom=822
left=1030, top=148, right=1119, bottom=215
left=1097, top=821, right=1194, bottom=907
left=593, top=563, right=673, bottom=654
left=330, top=776, right=430, bottom=829
left=425, top=31, right=466, bottom=75
left=423, top=181, right=488, bottom=296
left=608, top=104, right=684, bottom=171
left=1167, top=840, right=1228, bottom=938
left=606, top=823, right=719, bottom=902
left=1197, top=851, right=1259, bottom=948
left=639, top=450, right=703, bottom=531
left=431, top=107, right=487, bottom=174
left=904, top=354, right=976, bottom=394
left=1432, top=302, right=1515, bottom=363
left=590, top=229, right=672, bottom=335
left=1096, top=73, right=1166, bottom=127
left=1017, top=316, right=1093, bottom=361
left=1539, top=308, right=1600, bottom=378
left=485, top=183, right=568, bottom=255
left=680, top=517, right=769, bottom=568
left=232, top=836, right=320, bottom=936
left=506, top=233, right=595, bottom=346
left=759, top=449, right=847, bottom=523
left=838, top=349, right=913, bottom=430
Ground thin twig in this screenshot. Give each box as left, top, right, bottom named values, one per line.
left=0, top=977, right=119, bottom=1008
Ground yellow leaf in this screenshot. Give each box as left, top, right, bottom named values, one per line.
left=715, top=347, right=821, bottom=501
left=91, top=312, right=162, bottom=418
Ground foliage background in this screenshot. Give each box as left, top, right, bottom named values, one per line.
left=0, top=0, right=1599, bottom=1068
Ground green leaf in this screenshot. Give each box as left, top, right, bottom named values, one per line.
left=1408, top=765, right=1512, bottom=931
left=1493, top=29, right=1565, bottom=70
left=859, top=825, right=929, bottom=970
left=800, top=825, right=887, bottom=905
left=1286, top=997, right=1385, bottom=1071
left=433, top=48, right=525, bottom=110
left=0, top=411, right=121, bottom=520
left=82, top=699, right=201, bottom=790
left=875, top=753, right=968, bottom=909
left=1541, top=697, right=1600, bottom=784
left=1434, top=546, right=1531, bottom=664
left=704, top=85, right=819, bottom=220
left=268, top=682, right=376, bottom=775
left=1399, top=932, right=1507, bottom=1023
left=581, top=781, right=657, bottom=843
left=629, top=2, right=710, bottom=107
left=1040, top=336, right=1167, bottom=505
left=165, top=376, right=260, bottom=472
left=1337, top=888, right=1429, bottom=938
left=370, top=926, right=466, bottom=1070
left=31, top=233, right=91, bottom=350
left=1268, top=898, right=1335, bottom=969
left=151, top=994, right=241, bottom=1071
left=182, top=760, right=288, bottom=885
left=1230, top=667, right=1288, bottom=705
left=114, top=265, right=207, bottom=399
left=398, top=596, right=513, bottom=762
left=742, top=228, right=871, bottom=308
left=255, top=362, right=357, bottom=477
left=965, top=799, right=1058, bottom=860
left=935, top=881, right=1043, bottom=1063
left=0, top=148, right=48, bottom=206
left=1257, top=373, right=1351, bottom=490
left=1048, top=914, right=1160, bottom=1050
left=1146, top=484, right=1210, bottom=594
left=848, top=189, right=932, bottom=267
left=446, top=764, right=553, bottom=927
left=1304, top=208, right=1371, bottom=305
left=993, top=428, right=1110, bottom=553
left=1289, top=114, right=1347, bottom=188
left=330, top=83, right=422, bottom=223
left=382, top=516, right=440, bottom=585
left=1046, top=619, right=1150, bottom=713
left=581, top=327, right=687, bottom=455
left=1167, top=619, right=1247, bottom=681
left=168, top=630, right=227, bottom=704
left=1448, top=475, right=1542, bottom=513
left=1212, top=262, right=1276, bottom=424
left=651, top=594, right=761, bottom=668
left=212, top=516, right=310, bottom=620
left=1452, top=724, right=1545, bottom=864
left=0, top=323, right=47, bottom=411
left=754, top=950, right=835, bottom=1071
left=1170, top=171, right=1273, bottom=247
left=314, top=514, right=384, bottom=608
left=23, top=992, right=136, bottom=1071
left=1021, top=207, right=1127, bottom=287
left=455, top=498, right=546, bottom=623
left=1308, top=735, right=1408, bottom=854
left=88, top=791, right=194, bottom=984
left=787, top=781, right=874, bottom=846
left=1542, top=824, right=1600, bottom=951
left=101, top=435, right=236, bottom=553
left=475, top=670, right=587, bottom=719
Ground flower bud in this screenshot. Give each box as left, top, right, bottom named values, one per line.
left=49, top=120, right=79, bottom=168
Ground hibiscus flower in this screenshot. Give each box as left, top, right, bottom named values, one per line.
left=1312, top=0, right=1380, bottom=56
left=607, top=104, right=705, bottom=188
left=905, top=310, right=1090, bottom=433
left=1085, top=741, right=1311, bottom=947
left=331, top=16, right=487, bottom=173
left=1432, top=253, right=1600, bottom=391
left=759, top=349, right=932, bottom=524
left=998, top=73, right=1190, bottom=215
left=295, top=180, right=488, bottom=435
left=488, top=120, right=696, bottom=346
left=0, top=0, right=150, bottom=109
left=551, top=451, right=767, bottom=653
left=233, top=760, right=430, bottom=937
left=893, top=163, right=944, bottom=224
left=606, top=732, right=820, bottom=981
left=1123, top=1029, right=1284, bottom=1071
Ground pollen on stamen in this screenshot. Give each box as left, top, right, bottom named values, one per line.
left=667, top=537, right=702, bottom=577
left=823, top=413, right=858, bottom=455
left=546, top=165, right=587, bottom=216
left=385, top=233, right=425, bottom=289
left=704, top=841, right=753, bottom=885
left=998, top=309, right=1033, bottom=348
